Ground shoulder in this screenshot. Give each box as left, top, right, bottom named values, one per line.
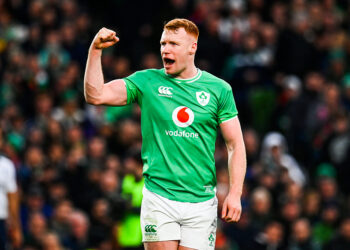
left=201, top=70, right=232, bottom=91
left=128, top=68, right=164, bottom=78
left=0, top=156, right=15, bottom=170
left=125, top=69, right=165, bottom=88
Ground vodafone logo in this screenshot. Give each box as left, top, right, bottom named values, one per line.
left=166, top=107, right=198, bottom=138
left=172, top=106, right=194, bottom=128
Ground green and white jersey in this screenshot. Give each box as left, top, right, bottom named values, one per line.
left=124, top=69, right=238, bottom=202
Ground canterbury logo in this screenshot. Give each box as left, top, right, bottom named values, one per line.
left=145, top=225, right=157, bottom=232
left=158, top=86, right=173, bottom=96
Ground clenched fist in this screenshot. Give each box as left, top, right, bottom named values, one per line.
left=221, top=191, right=242, bottom=223
left=92, top=27, right=119, bottom=50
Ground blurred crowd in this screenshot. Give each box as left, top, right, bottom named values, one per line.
left=1, top=0, right=350, bottom=249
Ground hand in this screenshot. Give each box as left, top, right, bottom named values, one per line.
left=10, top=227, right=22, bottom=249
left=92, top=27, right=119, bottom=50
left=221, top=191, right=242, bottom=223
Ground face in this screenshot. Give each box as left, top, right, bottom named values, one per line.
left=266, top=223, right=283, bottom=244
left=293, top=220, right=310, bottom=242
left=341, top=219, right=350, bottom=239
left=160, top=28, right=197, bottom=76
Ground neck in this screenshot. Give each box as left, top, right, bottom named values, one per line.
left=175, top=63, right=197, bottom=79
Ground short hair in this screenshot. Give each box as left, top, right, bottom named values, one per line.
left=164, top=18, right=199, bottom=40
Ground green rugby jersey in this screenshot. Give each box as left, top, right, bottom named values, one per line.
left=124, top=69, right=238, bottom=202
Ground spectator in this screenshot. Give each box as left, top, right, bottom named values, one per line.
left=23, top=212, right=47, bottom=249
left=324, top=217, right=350, bottom=250
left=65, top=210, right=90, bottom=250
left=288, top=218, right=320, bottom=250
left=302, top=190, right=321, bottom=225
left=243, top=128, right=260, bottom=171
left=20, top=186, right=52, bottom=233
left=116, top=150, right=144, bottom=249
left=260, top=132, right=306, bottom=187
left=279, top=200, right=302, bottom=244
left=224, top=211, right=258, bottom=250
left=249, top=187, right=273, bottom=232
left=312, top=203, right=340, bottom=246
left=251, top=221, right=285, bottom=250
left=89, top=199, right=112, bottom=249
left=41, top=231, right=65, bottom=250
left=50, top=200, right=73, bottom=244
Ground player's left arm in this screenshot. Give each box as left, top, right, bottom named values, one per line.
left=8, top=191, right=22, bottom=248
left=219, top=116, right=246, bottom=223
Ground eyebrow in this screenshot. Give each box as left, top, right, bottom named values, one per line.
left=160, top=39, right=179, bottom=44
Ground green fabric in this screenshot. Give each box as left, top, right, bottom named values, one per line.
left=104, top=105, right=133, bottom=123
left=342, top=73, right=350, bottom=88
left=313, top=223, right=335, bottom=245
left=316, top=163, right=336, bottom=178
left=122, top=175, right=144, bottom=207
left=124, top=69, right=238, bottom=202
left=248, top=87, right=276, bottom=133
left=118, top=175, right=144, bottom=247
left=7, top=132, right=25, bottom=152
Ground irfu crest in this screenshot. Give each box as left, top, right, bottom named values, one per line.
left=196, top=91, right=210, bottom=106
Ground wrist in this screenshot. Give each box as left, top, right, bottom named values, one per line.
left=89, top=45, right=103, bottom=55
left=228, top=187, right=242, bottom=196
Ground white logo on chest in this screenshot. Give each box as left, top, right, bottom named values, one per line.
left=158, top=86, right=173, bottom=97
left=196, top=91, right=210, bottom=106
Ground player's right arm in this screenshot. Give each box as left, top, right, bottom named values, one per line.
left=84, top=27, right=127, bottom=106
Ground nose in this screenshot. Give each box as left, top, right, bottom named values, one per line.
left=161, top=44, right=170, bottom=54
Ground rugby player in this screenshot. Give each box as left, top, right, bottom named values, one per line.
left=84, top=18, right=246, bottom=250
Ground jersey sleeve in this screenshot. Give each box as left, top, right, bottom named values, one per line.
left=217, top=85, right=238, bottom=124
left=124, top=70, right=151, bottom=105
left=5, top=159, right=17, bottom=193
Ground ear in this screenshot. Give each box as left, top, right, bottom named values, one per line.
left=189, top=42, right=197, bottom=55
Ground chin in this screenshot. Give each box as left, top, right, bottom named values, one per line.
left=164, top=68, right=175, bottom=75
left=165, top=68, right=181, bottom=77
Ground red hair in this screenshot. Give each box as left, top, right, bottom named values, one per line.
left=164, top=18, right=199, bottom=39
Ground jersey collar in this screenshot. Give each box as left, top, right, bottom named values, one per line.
left=164, top=68, right=202, bottom=83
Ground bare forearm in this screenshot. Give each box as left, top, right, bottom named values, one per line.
left=8, top=192, right=21, bottom=230
left=220, top=118, right=246, bottom=222
left=84, top=47, right=104, bottom=104
left=227, top=143, right=246, bottom=195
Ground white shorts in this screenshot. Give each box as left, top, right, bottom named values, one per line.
left=141, top=187, right=218, bottom=250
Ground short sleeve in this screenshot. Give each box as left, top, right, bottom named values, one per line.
left=217, top=86, right=238, bottom=124
left=5, top=159, right=17, bottom=193
left=124, top=70, right=151, bottom=105
left=124, top=78, right=141, bottom=104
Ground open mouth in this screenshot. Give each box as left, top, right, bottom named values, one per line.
left=163, top=58, right=175, bottom=66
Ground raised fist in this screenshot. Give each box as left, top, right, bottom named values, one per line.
left=92, top=27, right=119, bottom=49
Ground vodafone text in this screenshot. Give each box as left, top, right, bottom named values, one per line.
left=165, top=130, right=199, bottom=138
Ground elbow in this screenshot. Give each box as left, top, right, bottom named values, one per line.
left=84, top=83, right=103, bottom=105
left=226, top=139, right=244, bottom=153
left=225, top=141, right=236, bottom=152
left=84, top=94, right=102, bottom=105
